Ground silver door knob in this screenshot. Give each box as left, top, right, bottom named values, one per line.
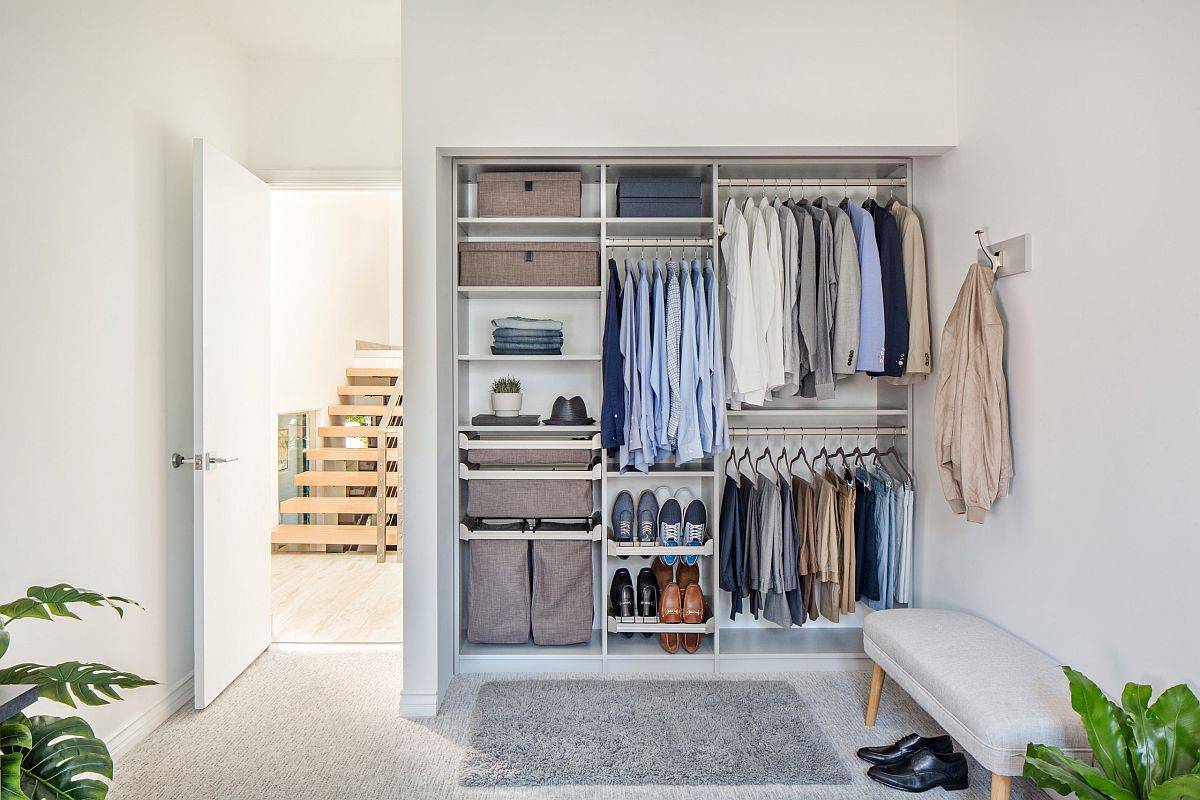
left=171, top=452, right=199, bottom=469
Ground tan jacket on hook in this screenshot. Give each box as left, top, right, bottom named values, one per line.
left=887, top=200, right=931, bottom=383
left=933, top=264, right=1013, bottom=523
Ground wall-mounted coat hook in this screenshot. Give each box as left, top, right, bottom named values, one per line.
left=975, top=229, right=1032, bottom=278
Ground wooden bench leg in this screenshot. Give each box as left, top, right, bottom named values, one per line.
left=865, top=662, right=886, bottom=726
left=989, top=773, right=1011, bottom=800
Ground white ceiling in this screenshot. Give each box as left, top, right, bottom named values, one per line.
left=194, top=0, right=402, bottom=59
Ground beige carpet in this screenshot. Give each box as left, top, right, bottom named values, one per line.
left=110, top=649, right=1043, bottom=799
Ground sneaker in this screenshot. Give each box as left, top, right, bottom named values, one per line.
left=658, top=497, right=682, bottom=566
left=611, top=490, right=634, bottom=546
left=674, top=486, right=696, bottom=510
left=682, top=498, right=707, bottom=566
left=636, top=490, right=659, bottom=546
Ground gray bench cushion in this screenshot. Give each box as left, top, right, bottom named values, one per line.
left=864, top=608, right=1090, bottom=776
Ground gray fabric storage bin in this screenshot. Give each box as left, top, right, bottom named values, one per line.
left=465, top=449, right=593, bottom=467
left=477, top=171, right=581, bottom=217
left=465, top=478, right=594, bottom=519
left=466, top=540, right=531, bottom=644
left=617, top=176, right=703, bottom=217
left=459, top=242, right=599, bottom=287
left=531, top=540, right=594, bottom=645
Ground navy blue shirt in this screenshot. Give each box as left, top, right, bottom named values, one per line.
left=600, top=259, right=626, bottom=450
left=866, top=200, right=909, bottom=378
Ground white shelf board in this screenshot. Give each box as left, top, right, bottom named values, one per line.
left=727, top=408, right=908, bottom=417
left=459, top=631, right=603, bottom=658
left=607, top=617, right=715, bottom=634
left=603, top=217, right=714, bottom=237
left=457, top=354, right=601, bottom=362
left=457, top=217, right=601, bottom=238
left=606, top=540, right=714, bottom=558
left=717, top=626, right=866, bottom=658
left=606, top=468, right=716, bottom=478
left=459, top=432, right=600, bottom=448
left=456, top=285, right=602, bottom=300
left=459, top=462, right=601, bottom=480
left=458, top=424, right=599, bottom=434
left=606, top=634, right=714, bottom=659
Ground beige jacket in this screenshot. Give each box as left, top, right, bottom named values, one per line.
left=934, top=264, right=1013, bottom=523
left=887, top=201, right=931, bottom=384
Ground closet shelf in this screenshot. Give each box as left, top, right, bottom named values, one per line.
left=459, top=432, right=600, bottom=449
left=606, top=635, right=714, bottom=658
left=457, top=424, right=600, bottom=434
left=457, top=216, right=601, bottom=238
left=606, top=468, right=716, bottom=478
left=606, top=539, right=714, bottom=558
left=458, top=463, right=602, bottom=480
left=459, top=632, right=604, bottom=658
left=727, top=408, right=908, bottom=417
left=459, top=523, right=602, bottom=542
left=603, top=217, right=714, bottom=238
left=606, top=617, right=715, bottom=635
left=456, top=286, right=602, bottom=300
left=457, top=354, right=602, bottom=362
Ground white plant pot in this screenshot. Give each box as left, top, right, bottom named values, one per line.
left=490, top=392, right=523, bottom=417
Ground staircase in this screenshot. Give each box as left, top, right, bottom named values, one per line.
left=271, top=347, right=403, bottom=561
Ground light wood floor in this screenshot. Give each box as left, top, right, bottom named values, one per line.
left=271, top=552, right=404, bottom=643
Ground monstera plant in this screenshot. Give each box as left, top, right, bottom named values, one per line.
left=1025, top=666, right=1200, bottom=800
left=0, top=584, right=156, bottom=799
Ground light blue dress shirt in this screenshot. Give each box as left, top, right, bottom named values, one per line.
left=618, top=262, right=643, bottom=471
left=634, top=259, right=654, bottom=471
left=692, top=258, right=714, bottom=456
left=845, top=202, right=886, bottom=372
left=650, top=260, right=671, bottom=458
left=705, top=261, right=729, bottom=453
left=675, top=263, right=702, bottom=464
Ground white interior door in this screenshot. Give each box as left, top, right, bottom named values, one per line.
left=192, top=139, right=273, bottom=709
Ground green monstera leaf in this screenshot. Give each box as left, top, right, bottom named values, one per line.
left=0, top=587, right=139, bottom=627
left=1, top=715, right=32, bottom=800
left=1149, top=774, right=1200, bottom=800
left=17, top=716, right=111, bottom=800
left=0, top=629, right=9, bottom=661
left=0, top=663, right=156, bottom=708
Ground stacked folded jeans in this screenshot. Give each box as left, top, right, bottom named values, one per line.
left=491, top=316, right=564, bottom=355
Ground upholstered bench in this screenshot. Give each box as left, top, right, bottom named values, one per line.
left=863, top=609, right=1090, bottom=800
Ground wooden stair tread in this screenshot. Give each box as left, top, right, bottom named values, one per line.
left=329, top=404, right=404, bottom=418
left=305, top=447, right=402, bottom=461
left=346, top=368, right=401, bottom=378
left=337, top=385, right=400, bottom=396
left=317, top=426, right=403, bottom=439
left=294, top=471, right=401, bottom=487
left=271, top=524, right=401, bottom=546
left=280, top=497, right=401, bottom=514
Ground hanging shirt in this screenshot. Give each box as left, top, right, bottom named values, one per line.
left=692, top=259, right=714, bottom=456
left=649, top=260, right=670, bottom=456
left=742, top=199, right=776, bottom=404
left=719, top=470, right=744, bottom=619
left=814, top=471, right=842, bottom=622
left=788, top=203, right=818, bottom=397
left=774, top=199, right=801, bottom=396
left=600, top=259, right=625, bottom=450
left=843, top=199, right=886, bottom=373
left=634, top=260, right=655, bottom=468
left=721, top=200, right=763, bottom=406
left=617, top=263, right=642, bottom=470
left=665, top=260, right=683, bottom=445
left=758, top=197, right=787, bottom=391
left=675, top=263, right=702, bottom=464
left=821, top=199, right=862, bottom=376
left=837, top=476, right=858, bottom=614
left=793, top=474, right=819, bottom=623
left=807, top=203, right=837, bottom=400
left=866, top=200, right=909, bottom=378
left=705, top=262, right=729, bottom=453
left=887, top=200, right=932, bottom=384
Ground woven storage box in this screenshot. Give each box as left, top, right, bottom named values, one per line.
left=466, top=539, right=531, bottom=644
left=459, top=242, right=599, bottom=287
left=465, top=479, right=593, bottom=519
left=466, top=449, right=593, bottom=467
left=531, top=540, right=594, bottom=645
left=617, top=176, right=703, bottom=217
left=477, top=171, right=582, bottom=217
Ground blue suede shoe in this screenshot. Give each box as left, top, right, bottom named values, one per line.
left=657, top=497, right=682, bottom=566
left=682, top=498, right=707, bottom=566
left=636, top=489, right=659, bottom=546
left=612, top=490, right=634, bottom=546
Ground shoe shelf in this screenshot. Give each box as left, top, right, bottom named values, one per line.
left=458, top=463, right=602, bottom=480
left=606, top=635, right=714, bottom=658
left=458, top=424, right=600, bottom=434
left=459, top=523, right=602, bottom=542
left=605, top=539, right=714, bottom=558
left=458, top=432, right=600, bottom=449
left=607, top=617, right=715, bottom=634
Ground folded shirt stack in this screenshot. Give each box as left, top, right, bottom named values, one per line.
left=491, top=316, right=564, bottom=355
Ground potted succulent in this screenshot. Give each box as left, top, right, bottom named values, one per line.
left=489, top=376, right=523, bottom=417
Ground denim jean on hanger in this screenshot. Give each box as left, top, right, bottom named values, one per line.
left=865, top=472, right=893, bottom=611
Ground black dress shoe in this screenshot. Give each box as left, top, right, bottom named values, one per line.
left=609, top=569, right=635, bottom=638
left=867, top=749, right=969, bottom=793
left=858, top=733, right=954, bottom=766
left=636, top=568, right=659, bottom=637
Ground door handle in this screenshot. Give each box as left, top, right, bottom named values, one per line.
left=207, top=454, right=238, bottom=466
left=170, top=452, right=237, bottom=470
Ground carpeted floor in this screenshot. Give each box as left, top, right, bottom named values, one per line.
left=109, top=649, right=1043, bottom=799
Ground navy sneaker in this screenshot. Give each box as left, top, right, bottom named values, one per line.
left=636, top=490, right=659, bottom=546
left=658, top=498, right=682, bottom=566
left=682, top=498, right=707, bottom=566
left=612, top=490, right=634, bottom=546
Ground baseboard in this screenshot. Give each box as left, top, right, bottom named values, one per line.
left=106, top=672, right=193, bottom=760
left=398, top=686, right=443, bottom=718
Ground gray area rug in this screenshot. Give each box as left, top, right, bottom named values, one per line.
left=460, top=680, right=850, bottom=786
left=109, top=649, right=1045, bottom=799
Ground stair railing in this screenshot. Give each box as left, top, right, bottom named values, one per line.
left=375, top=381, right=403, bottom=563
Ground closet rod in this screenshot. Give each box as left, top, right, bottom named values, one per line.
left=604, top=237, right=713, bottom=247
left=731, top=426, right=908, bottom=436
left=717, top=178, right=906, bottom=187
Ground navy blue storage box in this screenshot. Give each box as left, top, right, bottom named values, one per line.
left=617, top=176, right=703, bottom=217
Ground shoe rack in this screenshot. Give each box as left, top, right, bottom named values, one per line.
left=452, top=156, right=915, bottom=675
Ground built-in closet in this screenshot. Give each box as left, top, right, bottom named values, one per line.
left=453, top=158, right=915, bottom=673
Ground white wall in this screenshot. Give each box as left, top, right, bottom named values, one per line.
left=913, top=0, right=1200, bottom=695
left=0, top=1, right=248, bottom=741
left=249, top=57, right=402, bottom=171
left=399, top=0, right=959, bottom=714
left=271, top=191, right=397, bottom=416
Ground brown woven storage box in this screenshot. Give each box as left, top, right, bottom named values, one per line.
left=477, top=171, right=581, bottom=217
left=465, top=479, right=594, bottom=519
left=466, top=540, right=531, bottom=644
left=531, top=540, right=594, bottom=645
left=465, top=449, right=594, bottom=468
left=459, top=241, right=599, bottom=287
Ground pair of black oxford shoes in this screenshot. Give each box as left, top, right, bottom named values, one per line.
left=857, top=734, right=969, bottom=792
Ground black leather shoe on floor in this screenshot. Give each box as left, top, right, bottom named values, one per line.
left=867, top=749, right=969, bottom=793
left=609, top=569, right=635, bottom=638
left=858, top=733, right=954, bottom=766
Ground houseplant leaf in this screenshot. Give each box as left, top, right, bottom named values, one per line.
left=2, top=752, right=29, bottom=800
left=1126, top=682, right=1165, bottom=796
left=23, top=587, right=139, bottom=621
left=19, top=716, right=110, bottom=800
left=0, top=716, right=32, bottom=753
left=1066, top=666, right=1138, bottom=793
left=1149, top=684, right=1200, bottom=778
left=0, top=601, right=50, bottom=626
left=1024, top=743, right=1123, bottom=800
left=0, top=663, right=156, bottom=708
left=1149, top=774, right=1200, bottom=800
left=1, top=716, right=32, bottom=800
left=0, top=630, right=8, bottom=661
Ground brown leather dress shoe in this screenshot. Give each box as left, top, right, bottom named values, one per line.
left=658, top=581, right=682, bottom=653
left=652, top=557, right=673, bottom=593
left=681, top=583, right=704, bottom=654
left=676, top=560, right=699, bottom=596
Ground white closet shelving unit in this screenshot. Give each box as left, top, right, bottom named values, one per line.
left=453, top=156, right=914, bottom=674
